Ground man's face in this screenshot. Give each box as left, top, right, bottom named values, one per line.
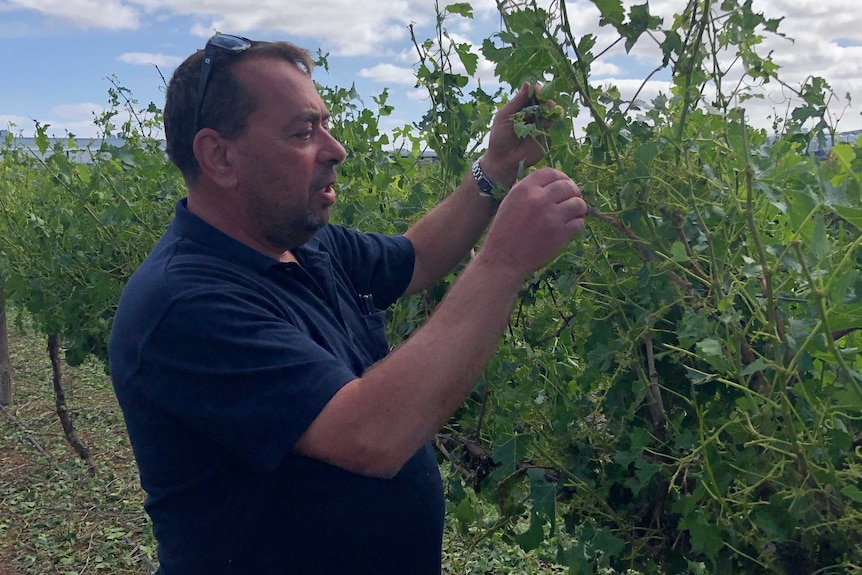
left=229, top=57, right=347, bottom=252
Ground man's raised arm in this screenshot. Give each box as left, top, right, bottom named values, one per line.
left=403, top=82, right=556, bottom=295
left=296, top=165, right=588, bottom=478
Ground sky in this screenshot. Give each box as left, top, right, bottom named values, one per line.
left=1, top=0, right=861, bottom=141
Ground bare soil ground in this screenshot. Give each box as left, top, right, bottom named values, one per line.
left=0, top=324, right=155, bottom=575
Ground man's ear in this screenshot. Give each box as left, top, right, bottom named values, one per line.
left=193, top=129, right=237, bottom=188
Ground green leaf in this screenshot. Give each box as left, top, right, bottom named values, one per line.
left=445, top=2, right=473, bottom=18
left=830, top=143, right=855, bottom=171
left=828, top=303, right=862, bottom=332
left=527, top=467, right=555, bottom=524
left=670, top=241, right=689, bottom=262
left=810, top=217, right=831, bottom=260
left=680, top=511, right=724, bottom=556
left=660, top=30, right=683, bottom=65
left=752, top=509, right=789, bottom=540
left=841, top=485, right=862, bottom=503
left=455, top=45, right=479, bottom=76
left=833, top=205, right=862, bottom=231
left=629, top=3, right=661, bottom=31
left=515, top=468, right=556, bottom=552
left=741, top=358, right=769, bottom=376
left=628, top=141, right=659, bottom=181
left=679, top=307, right=709, bottom=349
left=696, top=338, right=723, bottom=359
left=624, top=458, right=660, bottom=496
left=592, top=527, right=625, bottom=559
left=491, top=435, right=529, bottom=479
left=625, top=3, right=662, bottom=52
left=593, top=0, right=624, bottom=28
left=514, top=512, right=545, bottom=551
left=34, top=125, right=50, bottom=154
left=453, top=497, right=476, bottom=525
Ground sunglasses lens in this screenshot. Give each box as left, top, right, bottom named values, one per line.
left=207, top=34, right=251, bottom=53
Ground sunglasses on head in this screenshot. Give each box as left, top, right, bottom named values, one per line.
left=194, top=34, right=252, bottom=133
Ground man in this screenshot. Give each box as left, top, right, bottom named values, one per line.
left=109, top=34, right=587, bottom=575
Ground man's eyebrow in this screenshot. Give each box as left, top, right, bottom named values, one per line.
left=292, top=111, right=331, bottom=125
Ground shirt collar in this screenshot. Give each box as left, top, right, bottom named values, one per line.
left=169, top=198, right=325, bottom=274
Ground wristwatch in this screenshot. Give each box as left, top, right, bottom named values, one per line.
left=471, top=158, right=508, bottom=201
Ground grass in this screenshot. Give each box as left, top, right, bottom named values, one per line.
left=0, top=320, right=155, bottom=575
left=0, top=318, right=566, bottom=575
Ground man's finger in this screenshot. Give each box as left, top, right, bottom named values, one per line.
left=500, top=82, right=539, bottom=117
left=541, top=178, right=581, bottom=205
left=559, top=195, right=589, bottom=219
left=518, top=166, right=570, bottom=188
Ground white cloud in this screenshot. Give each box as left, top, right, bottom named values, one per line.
left=406, top=87, right=430, bottom=102
left=358, top=63, right=416, bottom=85
left=0, top=115, right=33, bottom=132
left=50, top=102, right=104, bottom=119
left=587, top=78, right=673, bottom=111
left=591, top=61, right=622, bottom=78
left=136, top=0, right=435, bottom=56
left=3, top=103, right=109, bottom=138
left=5, top=0, right=435, bottom=55
left=396, top=47, right=418, bottom=64
left=6, top=0, right=139, bottom=29
left=461, top=0, right=500, bottom=13
left=0, top=115, right=101, bottom=138
left=118, top=52, right=183, bottom=68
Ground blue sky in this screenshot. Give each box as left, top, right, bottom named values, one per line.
left=2, top=0, right=861, bottom=140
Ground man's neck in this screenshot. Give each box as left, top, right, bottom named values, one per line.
left=187, top=191, right=297, bottom=263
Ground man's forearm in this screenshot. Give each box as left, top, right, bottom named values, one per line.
left=404, top=82, right=551, bottom=296
left=403, top=172, right=498, bottom=295
left=295, top=251, right=524, bottom=477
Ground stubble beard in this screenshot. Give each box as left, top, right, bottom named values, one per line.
left=296, top=205, right=329, bottom=236
left=256, top=169, right=336, bottom=251
left=262, top=196, right=330, bottom=251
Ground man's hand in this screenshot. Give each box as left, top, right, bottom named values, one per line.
left=479, top=167, right=588, bottom=280
left=402, top=83, right=568, bottom=296
left=480, top=83, right=558, bottom=189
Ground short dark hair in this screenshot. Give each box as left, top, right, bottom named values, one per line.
left=164, top=39, right=315, bottom=180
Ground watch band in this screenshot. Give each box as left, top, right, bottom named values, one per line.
left=471, top=158, right=508, bottom=201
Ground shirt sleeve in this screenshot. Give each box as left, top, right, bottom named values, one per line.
left=318, top=225, right=415, bottom=309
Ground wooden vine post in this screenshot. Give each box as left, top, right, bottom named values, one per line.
left=48, top=334, right=95, bottom=475
left=0, top=284, right=12, bottom=407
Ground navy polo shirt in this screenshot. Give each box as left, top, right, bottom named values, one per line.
left=109, top=199, right=444, bottom=575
